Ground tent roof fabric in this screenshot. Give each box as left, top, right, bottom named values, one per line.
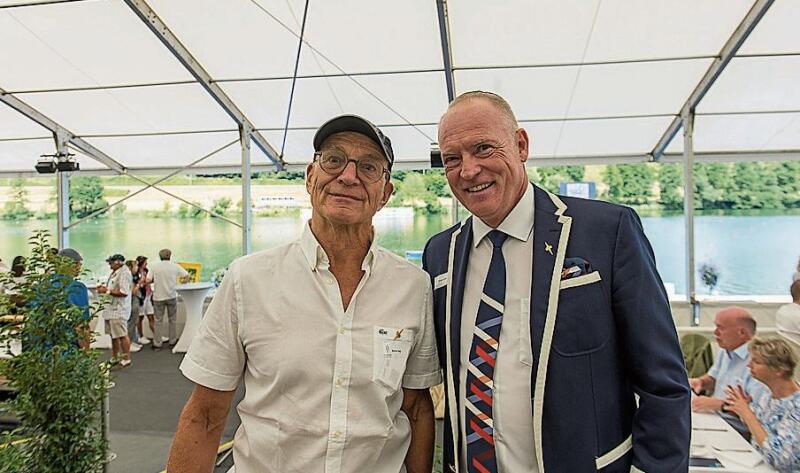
left=0, top=0, right=798, bottom=175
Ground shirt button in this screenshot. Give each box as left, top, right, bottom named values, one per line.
left=339, top=328, right=345, bottom=334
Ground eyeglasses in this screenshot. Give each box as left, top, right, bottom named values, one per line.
left=314, top=152, right=388, bottom=183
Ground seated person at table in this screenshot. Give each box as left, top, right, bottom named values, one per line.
left=689, top=307, right=765, bottom=411
left=724, top=337, right=800, bottom=473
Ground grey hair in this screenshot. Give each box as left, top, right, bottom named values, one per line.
left=442, top=90, right=519, bottom=132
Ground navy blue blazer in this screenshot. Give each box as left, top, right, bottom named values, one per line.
left=422, top=184, right=690, bottom=473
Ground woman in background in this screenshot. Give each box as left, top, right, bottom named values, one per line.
left=725, top=337, right=799, bottom=473
left=125, top=259, right=142, bottom=353
left=135, top=256, right=155, bottom=345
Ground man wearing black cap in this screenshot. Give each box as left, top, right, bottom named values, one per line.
left=98, top=253, right=133, bottom=368
left=170, top=115, right=441, bottom=473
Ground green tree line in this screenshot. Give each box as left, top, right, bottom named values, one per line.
left=2, top=162, right=798, bottom=221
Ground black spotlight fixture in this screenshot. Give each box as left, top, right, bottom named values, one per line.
left=56, top=160, right=79, bottom=172
left=35, top=159, right=57, bottom=174
left=36, top=152, right=79, bottom=174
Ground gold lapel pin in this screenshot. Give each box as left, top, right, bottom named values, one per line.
left=544, top=242, right=553, bottom=255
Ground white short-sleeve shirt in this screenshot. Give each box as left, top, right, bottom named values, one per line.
left=147, top=260, right=189, bottom=301
left=180, top=223, right=441, bottom=473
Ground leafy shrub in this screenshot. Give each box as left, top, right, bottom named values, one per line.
left=0, top=231, right=110, bottom=472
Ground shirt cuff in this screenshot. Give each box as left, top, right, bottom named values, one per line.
left=180, top=355, right=240, bottom=391
left=402, top=370, right=443, bottom=390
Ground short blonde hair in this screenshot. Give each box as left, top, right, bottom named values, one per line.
left=749, top=337, right=798, bottom=379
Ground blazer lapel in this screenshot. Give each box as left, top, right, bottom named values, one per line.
left=444, top=217, right=472, bottom=472
left=529, top=185, right=572, bottom=473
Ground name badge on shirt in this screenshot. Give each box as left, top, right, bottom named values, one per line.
left=372, top=326, right=415, bottom=391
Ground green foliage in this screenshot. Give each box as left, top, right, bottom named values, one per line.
left=210, top=197, right=232, bottom=217
left=423, top=170, right=450, bottom=198
left=390, top=172, right=444, bottom=214
left=70, top=177, right=109, bottom=219
left=176, top=202, right=205, bottom=219
left=0, top=231, right=109, bottom=472
left=658, top=164, right=683, bottom=210
left=690, top=161, right=799, bottom=210
left=530, top=166, right=586, bottom=194
left=601, top=164, right=655, bottom=205
left=1, top=180, right=33, bottom=221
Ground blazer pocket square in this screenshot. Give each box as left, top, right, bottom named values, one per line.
left=561, top=257, right=593, bottom=280
left=560, top=271, right=601, bottom=290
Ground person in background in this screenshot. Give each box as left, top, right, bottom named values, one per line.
left=775, top=280, right=800, bottom=378
left=7, top=256, right=27, bottom=310
left=135, top=255, right=155, bottom=346
left=792, top=256, right=800, bottom=282
left=125, top=259, right=142, bottom=353
left=145, top=249, right=188, bottom=350
left=724, top=337, right=800, bottom=473
left=690, top=307, right=765, bottom=411
left=57, top=248, right=91, bottom=349
left=97, top=254, right=133, bottom=368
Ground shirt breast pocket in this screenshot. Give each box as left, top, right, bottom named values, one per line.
left=372, top=326, right=415, bottom=392
left=553, top=273, right=612, bottom=356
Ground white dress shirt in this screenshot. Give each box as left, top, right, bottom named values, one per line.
left=459, top=183, right=537, bottom=472
left=146, top=260, right=188, bottom=301
left=181, top=223, right=441, bottom=473
left=708, top=343, right=765, bottom=400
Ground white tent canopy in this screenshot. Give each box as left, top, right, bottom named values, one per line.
left=0, top=0, right=798, bottom=175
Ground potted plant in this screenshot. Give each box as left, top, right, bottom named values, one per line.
left=698, top=262, right=721, bottom=295
left=0, top=231, right=110, bottom=473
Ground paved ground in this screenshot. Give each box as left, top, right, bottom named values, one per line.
left=105, top=346, right=242, bottom=473
left=106, top=346, right=442, bottom=472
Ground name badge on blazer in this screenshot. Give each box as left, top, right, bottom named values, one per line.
left=434, top=273, right=448, bottom=290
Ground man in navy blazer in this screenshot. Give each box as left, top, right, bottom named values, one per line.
left=423, top=91, right=690, bottom=473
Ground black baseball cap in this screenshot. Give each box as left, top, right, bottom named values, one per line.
left=313, top=115, right=395, bottom=170
left=105, top=254, right=125, bottom=263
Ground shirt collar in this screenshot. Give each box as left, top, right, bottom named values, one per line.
left=728, top=342, right=750, bottom=360
left=300, top=221, right=378, bottom=272
left=472, top=182, right=535, bottom=248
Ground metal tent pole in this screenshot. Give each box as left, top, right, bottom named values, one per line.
left=682, top=110, right=699, bottom=326
left=241, top=124, right=253, bottom=255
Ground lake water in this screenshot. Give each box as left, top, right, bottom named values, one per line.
left=1, top=211, right=797, bottom=296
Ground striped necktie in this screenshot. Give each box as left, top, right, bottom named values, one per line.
left=466, top=229, right=508, bottom=473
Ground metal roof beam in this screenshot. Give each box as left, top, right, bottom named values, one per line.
left=435, top=0, right=456, bottom=102
left=0, top=87, right=127, bottom=173
left=123, top=0, right=284, bottom=170
left=650, top=0, right=775, bottom=161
